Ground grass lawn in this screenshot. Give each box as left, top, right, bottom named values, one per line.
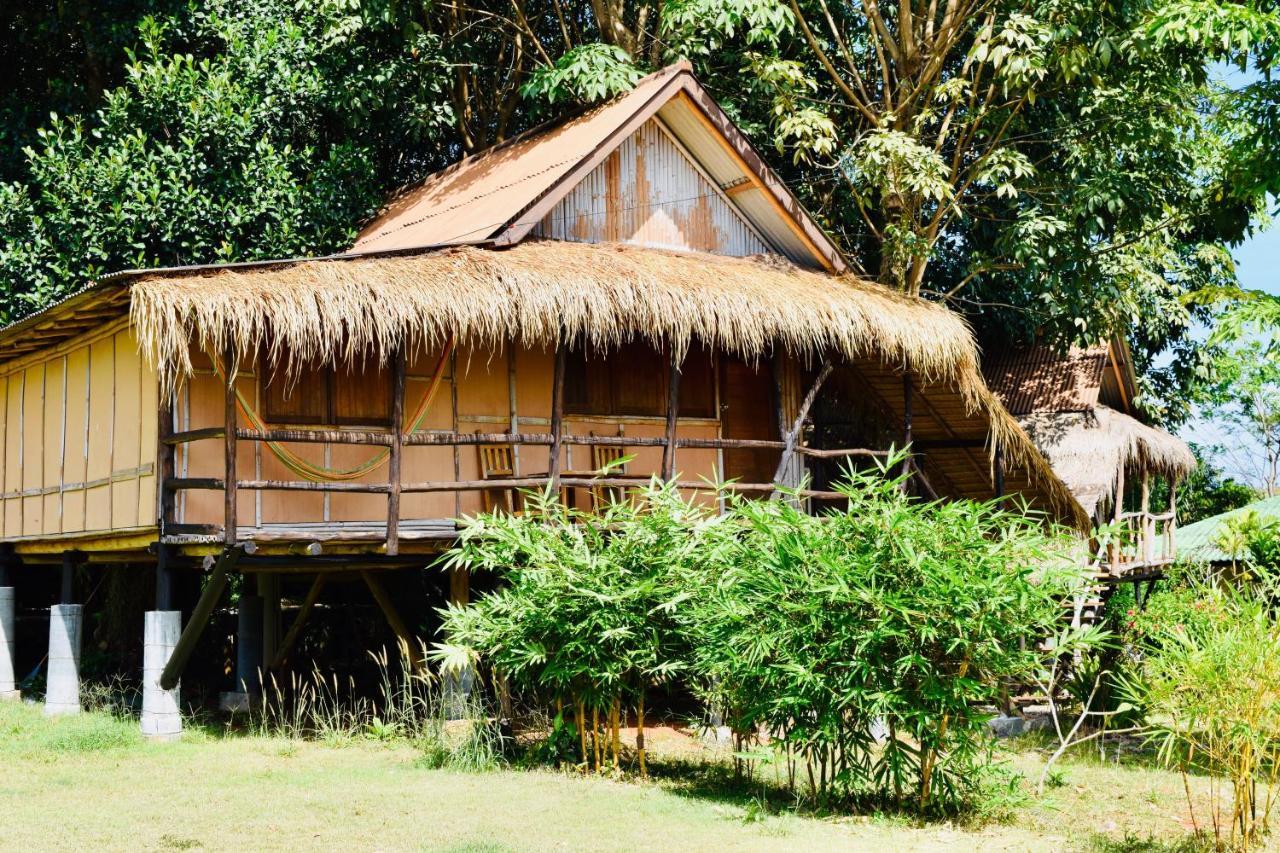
left=0, top=701, right=1217, bottom=852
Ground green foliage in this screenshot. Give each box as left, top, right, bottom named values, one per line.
left=0, top=0, right=453, bottom=318
left=438, top=466, right=1091, bottom=816
left=521, top=44, right=643, bottom=105
left=1122, top=576, right=1280, bottom=848
left=1151, top=445, right=1258, bottom=526
left=685, top=465, right=1088, bottom=815
left=436, top=482, right=703, bottom=710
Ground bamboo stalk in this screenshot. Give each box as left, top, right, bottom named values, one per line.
left=636, top=689, right=647, bottom=779
left=592, top=705, right=602, bottom=772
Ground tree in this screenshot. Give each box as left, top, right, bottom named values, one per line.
left=0, top=0, right=454, bottom=319
left=1151, top=445, right=1260, bottom=525
left=1195, top=336, right=1280, bottom=495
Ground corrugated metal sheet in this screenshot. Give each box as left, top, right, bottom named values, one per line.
left=349, top=62, right=846, bottom=272
left=532, top=119, right=771, bottom=257
left=1162, top=495, right=1279, bottom=563
left=983, top=344, right=1108, bottom=415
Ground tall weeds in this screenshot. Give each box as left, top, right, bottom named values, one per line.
left=252, top=645, right=502, bottom=770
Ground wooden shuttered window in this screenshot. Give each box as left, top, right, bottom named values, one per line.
left=565, top=340, right=715, bottom=418
left=262, top=356, right=391, bottom=426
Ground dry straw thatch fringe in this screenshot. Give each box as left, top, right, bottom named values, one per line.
left=1019, top=407, right=1197, bottom=519
left=130, top=241, right=976, bottom=392
left=127, top=240, right=1087, bottom=525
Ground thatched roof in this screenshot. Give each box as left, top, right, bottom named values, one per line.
left=130, top=241, right=973, bottom=391
left=1018, top=407, right=1197, bottom=519
left=122, top=240, right=1090, bottom=529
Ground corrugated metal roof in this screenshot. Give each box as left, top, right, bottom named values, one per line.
left=350, top=63, right=848, bottom=272
left=1172, top=494, right=1280, bottom=563
left=983, top=344, right=1109, bottom=415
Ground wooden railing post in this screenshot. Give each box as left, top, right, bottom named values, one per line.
left=548, top=343, right=567, bottom=490
left=901, top=372, right=913, bottom=487
left=386, top=346, right=406, bottom=556
left=662, top=350, right=682, bottom=480
left=224, top=345, right=238, bottom=546
left=771, top=359, right=834, bottom=493
left=993, top=441, right=1005, bottom=505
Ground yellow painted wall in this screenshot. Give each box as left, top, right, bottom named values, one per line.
left=0, top=321, right=158, bottom=539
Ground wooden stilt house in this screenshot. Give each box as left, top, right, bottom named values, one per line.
left=984, top=338, right=1196, bottom=580
left=0, top=63, right=1087, bottom=700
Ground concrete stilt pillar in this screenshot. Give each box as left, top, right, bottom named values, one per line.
left=45, top=603, right=83, bottom=716
left=141, top=610, right=182, bottom=740
left=0, top=587, right=18, bottom=700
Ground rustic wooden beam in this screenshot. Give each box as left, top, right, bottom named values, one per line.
left=548, top=344, right=567, bottom=487
left=795, top=447, right=891, bottom=459
left=224, top=345, right=239, bottom=546
left=156, top=392, right=177, bottom=609
left=993, top=441, right=1005, bottom=502
left=159, top=546, right=242, bottom=691
left=238, top=480, right=392, bottom=494
left=772, top=359, right=834, bottom=489
left=161, top=427, right=226, bottom=445
left=165, top=477, right=225, bottom=492
left=386, top=346, right=406, bottom=557
left=361, top=571, right=424, bottom=672
left=901, top=372, right=913, bottom=485
left=237, top=428, right=393, bottom=446
left=662, top=351, right=682, bottom=480
left=268, top=573, right=327, bottom=671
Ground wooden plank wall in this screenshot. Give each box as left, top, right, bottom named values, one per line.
left=0, top=321, right=159, bottom=539
left=179, top=341, right=740, bottom=528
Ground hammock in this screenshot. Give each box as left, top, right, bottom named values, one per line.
left=211, top=335, right=455, bottom=482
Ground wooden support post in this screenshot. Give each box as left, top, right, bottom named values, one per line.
left=155, top=384, right=179, bottom=610
left=771, top=360, right=834, bottom=491
left=155, top=546, right=174, bottom=612
left=269, top=574, right=326, bottom=671
left=159, top=546, right=241, bottom=691
left=224, top=345, right=238, bottom=546
left=59, top=551, right=79, bottom=605
left=901, top=372, right=914, bottom=485
left=361, top=571, right=424, bottom=672
left=386, top=347, right=406, bottom=556
left=258, top=573, right=281, bottom=668
left=770, top=351, right=788, bottom=441
left=548, top=343, right=567, bottom=489
left=662, top=350, right=682, bottom=480
left=993, top=442, right=1005, bottom=504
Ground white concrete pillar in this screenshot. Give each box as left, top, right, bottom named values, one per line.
left=140, top=610, right=182, bottom=740
left=0, top=587, right=18, bottom=700
left=44, top=603, right=82, bottom=716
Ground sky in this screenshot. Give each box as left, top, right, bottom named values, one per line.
left=1178, top=219, right=1278, bottom=487
left=1172, top=63, right=1275, bottom=489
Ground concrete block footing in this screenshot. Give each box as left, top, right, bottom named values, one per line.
left=0, top=587, right=16, bottom=699
left=140, top=610, right=182, bottom=740
left=45, top=603, right=82, bottom=717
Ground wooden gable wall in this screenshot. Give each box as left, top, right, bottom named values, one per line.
left=532, top=118, right=772, bottom=257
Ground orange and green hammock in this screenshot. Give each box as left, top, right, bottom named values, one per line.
left=210, top=336, right=455, bottom=483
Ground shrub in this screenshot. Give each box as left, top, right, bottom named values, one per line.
left=435, top=483, right=710, bottom=775
left=684, top=464, right=1085, bottom=815
left=1122, top=577, right=1280, bottom=849
left=439, top=464, right=1088, bottom=816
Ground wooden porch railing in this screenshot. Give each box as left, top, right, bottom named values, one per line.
left=156, top=347, right=941, bottom=554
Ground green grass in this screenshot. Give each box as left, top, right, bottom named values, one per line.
left=0, top=701, right=1221, bottom=852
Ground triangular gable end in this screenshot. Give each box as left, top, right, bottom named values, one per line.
left=351, top=63, right=847, bottom=273
left=529, top=118, right=773, bottom=257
